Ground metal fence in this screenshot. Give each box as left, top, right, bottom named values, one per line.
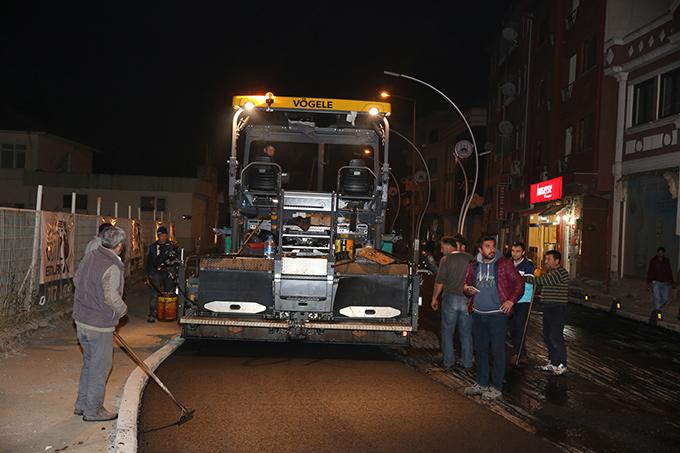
left=0, top=207, right=174, bottom=325
left=0, top=208, right=39, bottom=320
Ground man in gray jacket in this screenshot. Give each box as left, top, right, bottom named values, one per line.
left=73, top=226, right=128, bottom=422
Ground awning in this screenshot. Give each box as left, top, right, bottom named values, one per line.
left=516, top=205, right=544, bottom=216
left=539, top=203, right=566, bottom=216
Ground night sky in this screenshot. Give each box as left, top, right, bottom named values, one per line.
left=1, top=2, right=506, bottom=177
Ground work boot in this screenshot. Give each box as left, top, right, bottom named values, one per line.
left=83, top=408, right=117, bottom=422
left=73, top=408, right=84, bottom=416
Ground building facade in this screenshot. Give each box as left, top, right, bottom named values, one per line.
left=603, top=0, right=680, bottom=280
left=0, top=130, right=220, bottom=251
left=485, top=0, right=612, bottom=280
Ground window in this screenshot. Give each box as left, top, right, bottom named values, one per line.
left=141, top=196, right=155, bottom=212
left=583, top=36, right=597, bottom=72
left=1, top=144, right=26, bottom=169
left=566, top=0, right=580, bottom=30
left=564, top=126, right=573, bottom=156
left=578, top=116, right=593, bottom=151
left=1, top=148, right=12, bottom=168
left=428, top=128, right=439, bottom=144
left=141, top=196, right=166, bottom=212
left=660, top=67, right=680, bottom=118
left=568, top=54, right=577, bottom=84
left=633, top=78, right=657, bottom=125
left=62, top=194, right=88, bottom=210
left=536, top=79, right=546, bottom=110
left=537, top=16, right=549, bottom=46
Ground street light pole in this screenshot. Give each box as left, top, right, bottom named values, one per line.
left=380, top=91, right=417, bottom=258
left=384, top=70, right=479, bottom=236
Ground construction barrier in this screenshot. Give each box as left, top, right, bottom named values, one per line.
left=0, top=207, right=174, bottom=325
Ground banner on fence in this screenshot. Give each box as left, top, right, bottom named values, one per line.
left=131, top=219, right=143, bottom=259
left=40, top=212, right=76, bottom=284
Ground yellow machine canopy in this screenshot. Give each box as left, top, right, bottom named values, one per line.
left=232, top=93, right=391, bottom=116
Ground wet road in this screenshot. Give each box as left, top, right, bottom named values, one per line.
left=138, top=341, right=556, bottom=452
left=418, top=293, right=680, bottom=453
left=139, top=289, right=680, bottom=452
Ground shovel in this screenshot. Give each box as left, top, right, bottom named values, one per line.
left=113, top=331, right=194, bottom=425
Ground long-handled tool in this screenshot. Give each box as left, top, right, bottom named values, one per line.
left=144, top=275, right=163, bottom=295
left=235, top=220, right=264, bottom=255
left=515, top=279, right=537, bottom=368
left=113, top=331, right=194, bottom=425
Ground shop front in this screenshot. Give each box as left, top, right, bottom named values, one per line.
left=524, top=177, right=584, bottom=277
left=622, top=170, right=679, bottom=279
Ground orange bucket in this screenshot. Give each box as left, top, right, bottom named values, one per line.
left=156, top=292, right=178, bottom=321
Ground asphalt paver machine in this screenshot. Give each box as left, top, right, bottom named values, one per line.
left=178, top=93, right=420, bottom=345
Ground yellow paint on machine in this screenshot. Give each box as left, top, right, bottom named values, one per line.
left=232, top=94, right=391, bottom=115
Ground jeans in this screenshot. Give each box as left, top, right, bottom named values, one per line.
left=651, top=281, right=670, bottom=310
left=75, top=325, right=113, bottom=416
left=472, top=312, right=508, bottom=391
left=149, top=272, right=175, bottom=316
left=440, top=293, right=473, bottom=368
left=543, top=304, right=567, bottom=366
left=509, top=302, right=531, bottom=358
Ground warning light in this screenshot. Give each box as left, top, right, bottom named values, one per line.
left=368, top=107, right=380, bottom=116
left=657, top=311, right=663, bottom=320
left=380, top=91, right=390, bottom=99
left=244, top=101, right=255, bottom=111
left=584, top=295, right=589, bottom=301
left=363, top=148, right=372, bottom=155
left=401, top=331, right=408, bottom=337
left=265, top=92, right=275, bottom=108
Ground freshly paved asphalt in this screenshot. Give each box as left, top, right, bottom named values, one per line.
left=138, top=340, right=558, bottom=452
left=139, top=276, right=680, bottom=452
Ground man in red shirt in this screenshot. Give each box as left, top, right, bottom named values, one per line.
left=647, top=246, right=675, bottom=312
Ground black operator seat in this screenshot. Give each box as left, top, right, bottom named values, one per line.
left=243, top=156, right=282, bottom=194
left=338, top=158, right=374, bottom=198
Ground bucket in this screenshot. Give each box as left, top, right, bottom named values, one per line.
left=156, top=292, right=178, bottom=321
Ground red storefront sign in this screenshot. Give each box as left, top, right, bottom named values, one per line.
left=496, top=183, right=508, bottom=220
left=530, top=177, right=563, bottom=203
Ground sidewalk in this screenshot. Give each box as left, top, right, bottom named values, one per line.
left=0, top=282, right=180, bottom=453
left=569, top=277, right=680, bottom=332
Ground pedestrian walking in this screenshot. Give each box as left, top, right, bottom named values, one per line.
left=72, top=226, right=128, bottom=421
left=509, top=241, right=535, bottom=364
left=646, top=246, right=675, bottom=313
left=145, top=226, right=178, bottom=322
left=431, top=235, right=474, bottom=371
left=526, top=250, right=570, bottom=376
left=463, top=235, right=524, bottom=401
left=83, top=222, right=113, bottom=255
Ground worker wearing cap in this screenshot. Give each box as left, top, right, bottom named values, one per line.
left=145, top=226, right=178, bottom=322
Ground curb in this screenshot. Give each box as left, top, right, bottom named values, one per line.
left=113, top=335, right=185, bottom=453
left=568, top=297, right=680, bottom=334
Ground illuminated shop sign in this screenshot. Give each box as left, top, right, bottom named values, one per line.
left=530, top=177, right=563, bottom=203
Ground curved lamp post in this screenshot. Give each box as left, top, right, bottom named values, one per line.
left=380, top=91, right=418, bottom=256
left=391, top=129, right=431, bottom=263
left=384, top=71, right=480, bottom=235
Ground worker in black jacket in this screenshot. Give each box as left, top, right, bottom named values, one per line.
left=145, top=226, right=178, bottom=322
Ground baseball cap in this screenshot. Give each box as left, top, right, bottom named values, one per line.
left=157, top=226, right=168, bottom=234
